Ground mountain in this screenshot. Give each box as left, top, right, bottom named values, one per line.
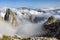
left=44, top=16, right=60, bottom=39
left=0, top=7, right=60, bottom=38
left=4, top=8, right=18, bottom=26
left=44, top=16, right=55, bottom=25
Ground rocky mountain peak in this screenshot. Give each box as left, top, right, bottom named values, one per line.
left=44, top=16, right=55, bottom=25
left=0, top=8, right=18, bottom=26
left=44, top=16, right=60, bottom=39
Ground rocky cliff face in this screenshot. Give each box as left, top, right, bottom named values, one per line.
left=4, top=8, right=18, bottom=26
left=44, top=16, right=55, bottom=25
left=44, top=16, right=60, bottom=39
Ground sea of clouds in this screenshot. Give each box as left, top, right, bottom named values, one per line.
left=0, top=8, right=60, bottom=38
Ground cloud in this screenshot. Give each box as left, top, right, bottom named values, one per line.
left=15, top=8, right=60, bottom=38
left=0, top=7, right=60, bottom=38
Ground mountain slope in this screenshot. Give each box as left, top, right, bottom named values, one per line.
left=44, top=16, right=60, bottom=39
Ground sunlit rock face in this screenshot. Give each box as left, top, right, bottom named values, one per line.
left=0, top=15, right=3, bottom=21
left=44, top=16, right=55, bottom=25
left=4, top=8, right=18, bottom=26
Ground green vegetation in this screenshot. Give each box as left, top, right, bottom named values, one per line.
left=2, top=35, right=11, bottom=40
left=0, top=35, right=58, bottom=40
left=1, top=35, right=21, bottom=40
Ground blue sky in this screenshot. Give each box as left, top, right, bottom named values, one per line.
left=0, top=0, right=60, bottom=8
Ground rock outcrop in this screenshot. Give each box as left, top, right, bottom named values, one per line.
left=44, top=16, right=60, bottom=39
left=44, top=16, right=55, bottom=25
left=4, top=8, right=18, bottom=26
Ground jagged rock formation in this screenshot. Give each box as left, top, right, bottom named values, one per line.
left=21, top=12, right=35, bottom=23
left=4, top=8, right=18, bottom=26
left=44, top=16, right=60, bottom=39
left=44, top=16, right=55, bottom=25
